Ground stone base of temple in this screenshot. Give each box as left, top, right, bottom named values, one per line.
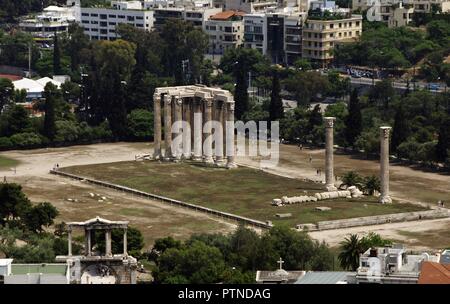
left=325, top=184, right=337, bottom=192
left=379, top=196, right=392, bottom=204
left=226, top=162, right=238, bottom=169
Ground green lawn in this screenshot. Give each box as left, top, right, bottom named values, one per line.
left=61, top=161, right=427, bottom=226
left=0, top=155, right=19, bottom=170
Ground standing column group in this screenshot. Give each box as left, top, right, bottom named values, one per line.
left=153, top=92, right=236, bottom=168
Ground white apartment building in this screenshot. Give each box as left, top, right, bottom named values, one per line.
left=204, top=11, right=246, bottom=54
left=356, top=245, right=441, bottom=284
left=19, top=1, right=80, bottom=42
left=153, top=6, right=222, bottom=29
left=225, top=0, right=279, bottom=13
left=243, top=13, right=268, bottom=54
left=79, top=3, right=154, bottom=40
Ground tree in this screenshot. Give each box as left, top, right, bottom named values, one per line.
left=43, top=83, right=58, bottom=141
left=0, top=183, right=32, bottom=225
left=0, top=78, right=14, bottom=113
left=345, top=89, right=362, bottom=147
left=154, top=241, right=226, bottom=284
left=23, top=202, right=58, bottom=233
left=0, top=104, right=31, bottom=137
left=436, top=116, right=450, bottom=162
left=363, top=175, right=380, bottom=195
left=53, top=34, right=61, bottom=75
left=62, top=23, right=90, bottom=72
left=340, top=171, right=364, bottom=189
left=234, top=71, right=249, bottom=120
left=391, top=101, right=409, bottom=153
left=338, top=234, right=363, bottom=271
left=126, top=109, right=154, bottom=140
left=269, top=69, right=284, bottom=123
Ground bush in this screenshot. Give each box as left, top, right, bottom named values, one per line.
left=0, top=137, right=13, bottom=150
left=9, top=132, right=43, bottom=148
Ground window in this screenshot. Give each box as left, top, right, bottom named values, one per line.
left=118, top=15, right=125, bottom=19
left=109, top=14, right=116, bottom=18
left=82, top=13, right=89, bottom=17
left=136, top=16, right=144, bottom=20
left=127, top=16, right=135, bottom=21
left=109, top=22, right=116, bottom=26
left=82, top=20, right=89, bottom=24
left=100, top=21, right=107, bottom=27
left=330, top=24, right=334, bottom=29
left=91, top=21, right=98, bottom=24
left=100, top=14, right=107, bottom=20
left=91, top=13, right=98, bottom=17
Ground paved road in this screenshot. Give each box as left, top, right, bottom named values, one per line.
left=346, top=75, right=448, bottom=93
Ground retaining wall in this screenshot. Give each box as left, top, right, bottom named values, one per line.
left=50, top=169, right=272, bottom=229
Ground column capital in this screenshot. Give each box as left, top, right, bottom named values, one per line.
left=153, top=93, right=161, bottom=102
left=163, top=94, right=172, bottom=104
left=380, top=126, right=391, bottom=139
left=228, top=102, right=235, bottom=112
left=175, top=96, right=183, bottom=105
left=204, top=97, right=213, bottom=107
left=324, top=117, right=335, bottom=128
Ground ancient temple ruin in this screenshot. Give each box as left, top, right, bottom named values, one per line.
left=56, top=217, right=137, bottom=284
left=152, top=85, right=236, bottom=168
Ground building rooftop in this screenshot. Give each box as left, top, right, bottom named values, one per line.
left=295, top=271, right=354, bottom=284
left=11, top=264, right=68, bottom=275
left=210, top=10, right=246, bottom=21
left=418, top=262, right=450, bottom=284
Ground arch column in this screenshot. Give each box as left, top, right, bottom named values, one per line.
left=153, top=93, right=162, bottom=159
left=203, top=97, right=214, bottom=164
left=163, top=94, right=172, bottom=161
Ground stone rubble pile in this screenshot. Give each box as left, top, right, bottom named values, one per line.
left=272, top=186, right=363, bottom=206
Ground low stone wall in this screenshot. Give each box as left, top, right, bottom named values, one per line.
left=297, top=209, right=450, bottom=231
left=50, top=169, right=272, bottom=230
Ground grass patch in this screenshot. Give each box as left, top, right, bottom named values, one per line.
left=61, top=161, right=427, bottom=227
left=0, top=155, right=19, bottom=170
left=396, top=226, right=450, bottom=249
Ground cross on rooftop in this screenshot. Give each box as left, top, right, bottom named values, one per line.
left=278, top=257, right=284, bottom=270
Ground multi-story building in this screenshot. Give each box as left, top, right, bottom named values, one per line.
left=302, top=12, right=362, bottom=64
left=243, top=8, right=307, bottom=65
left=19, top=1, right=80, bottom=42
left=243, top=13, right=268, bottom=54
left=225, top=0, right=279, bottom=13
left=356, top=245, right=441, bottom=284
left=153, top=6, right=222, bottom=30
left=204, top=10, right=246, bottom=54
left=79, top=2, right=154, bottom=40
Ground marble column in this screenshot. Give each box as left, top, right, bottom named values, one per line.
left=226, top=102, right=237, bottom=168
left=105, top=229, right=112, bottom=256
left=163, top=94, right=172, bottom=161
left=173, top=96, right=183, bottom=162
left=182, top=99, right=192, bottom=160
left=203, top=97, right=214, bottom=164
left=379, top=126, right=392, bottom=204
left=324, top=117, right=337, bottom=191
left=85, top=229, right=91, bottom=256
left=153, top=93, right=162, bottom=159
left=68, top=229, right=72, bottom=256
left=215, top=101, right=224, bottom=165
left=123, top=229, right=128, bottom=255
left=193, top=99, right=203, bottom=161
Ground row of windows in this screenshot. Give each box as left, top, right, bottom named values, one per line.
left=81, top=13, right=147, bottom=20
left=305, top=31, right=360, bottom=39
left=205, top=25, right=241, bottom=31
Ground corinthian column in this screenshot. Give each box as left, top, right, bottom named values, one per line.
left=173, top=96, right=183, bottom=162
left=153, top=93, right=162, bottom=159
left=182, top=99, right=192, bottom=160
left=226, top=102, right=237, bottom=168
left=215, top=101, right=224, bottom=166
left=324, top=117, right=337, bottom=191
left=379, top=126, right=392, bottom=204
left=163, top=94, right=172, bottom=161
left=203, top=97, right=214, bottom=164
left=193, top=99, right=203, bottom=161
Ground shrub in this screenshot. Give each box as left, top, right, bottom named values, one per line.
left=9, top=132, right=43, bottom=148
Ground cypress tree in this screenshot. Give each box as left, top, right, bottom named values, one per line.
left=344, top=88, right=362, bottom=147
left=391, top=101, right=409, bottom=153
left=269, top=69, right=284, bottom=122
left=43, top=83, right=57, bottom=141
left=234, top=70, right=248, bottom=120
left=53, top=33, right=61, bottom=75
left=436, top=116, right=450, bottom=162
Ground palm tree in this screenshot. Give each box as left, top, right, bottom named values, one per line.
left=339, top=171, right=364, bottom=189
left=338, top=234, right=363, bottom=271
left=363, top=175, right=381, bottom=195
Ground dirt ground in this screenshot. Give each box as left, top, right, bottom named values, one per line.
left=1, top=141, right=449, bottom=250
